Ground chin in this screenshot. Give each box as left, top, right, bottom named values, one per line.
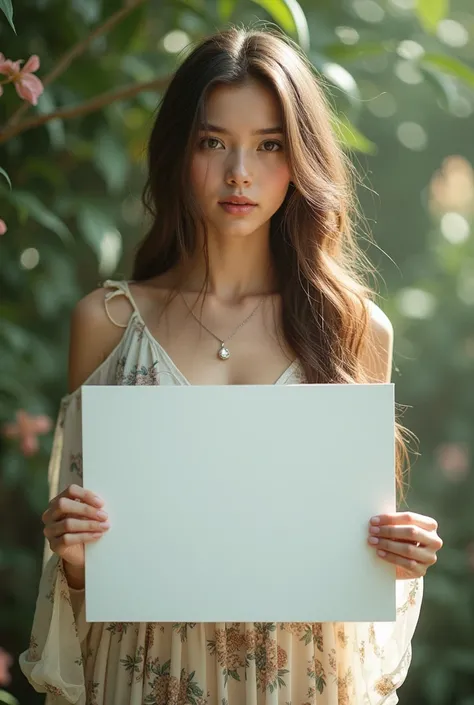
left=206, top=216, right=262, bottom=238
left=221, top=224, right=264, bottom=239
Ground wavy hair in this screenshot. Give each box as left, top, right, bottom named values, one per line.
left=132, top=26, right=413, bottom=496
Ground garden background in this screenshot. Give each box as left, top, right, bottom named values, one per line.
left=1, top=0, right=473, bottom=703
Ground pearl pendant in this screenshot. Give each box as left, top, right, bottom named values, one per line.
left=218, top=343, right=230, bottom=360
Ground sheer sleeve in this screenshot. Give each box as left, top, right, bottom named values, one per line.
left=19, top=393, right=89, bottom=704
left=335, top=577, right=423, bottom=703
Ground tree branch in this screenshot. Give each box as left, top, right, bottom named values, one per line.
left=2, top=0, right=150, bottom=132
left=0, top=76, right=170, bottom=144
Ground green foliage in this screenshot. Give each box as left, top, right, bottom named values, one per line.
left=415, top=0, right=449, bottom=33
left=0, top=690, right=19, bottom=705
left=0, top=0, right=15, bottom=33
left=0, top=0, right=473, bottom=703
left=422, top=52, right=474, bottom=88
left=249, top=0, right=310, bottom=50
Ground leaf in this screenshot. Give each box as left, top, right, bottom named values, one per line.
left=421, top=53, right=474, bottom=89
left=0, top=0, right=16, bottom=33
left=94, top=130, right=129, bottom=194
left=0, top=187, right=74, bottom=245
left=332, top=114, right=376, bottom=154
left=312, top=56, right=361, bottom=106
left=0, top=689, right=20, bottom=705
left=322, top=40, right=396, bottom=63
left=249, top=0, right=310, bottom=51
left=217, top=0, right=237, bottom=21
left=420, top=65, right=459, bottom=112
left=415, top=0, right=449, bottom=33
left=0, top=167, right=12, bottom=189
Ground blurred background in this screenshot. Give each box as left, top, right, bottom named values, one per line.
left=0, top=0, right=473, bottom=703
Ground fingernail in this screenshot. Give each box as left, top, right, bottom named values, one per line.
left=377, top=550, right=387, bottom=557
left=371, top=516, right=380, bottom=524
left=97, top=511, right=108, bottom=520
left=369, top=537, right=379, bottom=544
left=370, top=526, right=380, bottom=534
left=93, top=495, right=104, bottom=507
left=101, top=522, right=110, bottom=530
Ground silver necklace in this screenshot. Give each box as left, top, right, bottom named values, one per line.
left=179, top=290, right=266, bottom=361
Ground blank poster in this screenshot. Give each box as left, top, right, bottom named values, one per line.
left=82, top=383, right=396, bottom=623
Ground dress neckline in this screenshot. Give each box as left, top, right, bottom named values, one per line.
left=123, top=281, right=300, bottom=386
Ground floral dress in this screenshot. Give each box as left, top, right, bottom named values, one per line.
left=19, top=280, right=423, bottom=705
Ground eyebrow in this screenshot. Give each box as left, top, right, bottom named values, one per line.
left=199, top=123, right=283, bottom=135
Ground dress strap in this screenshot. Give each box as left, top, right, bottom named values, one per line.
left=102, top=279, right=141, bottom=329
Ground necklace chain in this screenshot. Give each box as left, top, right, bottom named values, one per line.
left=179, top=290, right=266, bottom=360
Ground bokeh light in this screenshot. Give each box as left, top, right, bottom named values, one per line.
left=436, top=19, right=469, bottom=48
left=19, top=248, right=40, bottom=270
left=163, top=30, right=190, bottom=53
left=441, top=212, right=470, bottom=244
left=396, top=287, right=437, bottom=318
left=397, top=122, right=428, bottom=150
left=352, top=0, right=385, bottom=23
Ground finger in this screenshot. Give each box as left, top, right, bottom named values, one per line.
left=374, top=548, right=426, bottom=576
left=50, top=496, right=108, bottom=523
left=43, top=485, right=104, bottom=524
left=370, top=512, right=438, bottom=532
left=369, top=524, right=430, bottom=545
left=50, top=532, right=104, bottom=552
left=368, top=537, right=434, bottom=564
left=45, top=517, right=110, bottom=539
left=370, top=524, right=443, bottom=551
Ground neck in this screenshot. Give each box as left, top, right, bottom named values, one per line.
left=178, top=228, right=277, bottom=303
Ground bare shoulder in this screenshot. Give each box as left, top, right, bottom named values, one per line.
left=360, top=299, right=394, bottom=383
left=365, top=299, right=394, bottom=343
left=67, top=285, right=133, bottom=394
left=127, top=273, right=177, bottom=318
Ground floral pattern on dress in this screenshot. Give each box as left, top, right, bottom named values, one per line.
left=208, top=623, right=289, bottom=694
left=86, top=679, right=100, bottom=705
left=115, top=355, right=159, bottom=386
left=28, top=634, right=39, bottom=662
left=144, top=658, right=205, bottom=705
left=106, top=622, right=132, bottom=642
left=134, top=318, right=146, bottom=343
left=307, top=656, right=327, bottom=695
left=397, top=579, right=419, bottom=615
left=281, top=622, right=324, bottom=650
left=69, top=452, right=83, bottom=479
left=121, top=645, right=145, bottom=685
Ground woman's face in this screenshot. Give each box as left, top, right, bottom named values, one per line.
left=190, top=78, right=292, bottom=241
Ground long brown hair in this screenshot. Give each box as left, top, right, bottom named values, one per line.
left=132, top=26, right=413, bottom=497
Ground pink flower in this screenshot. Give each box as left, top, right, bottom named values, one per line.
left=2, top=409, right=53, bottom=456
left=0, top=647, right=13, bottom=686
left=0, top=219, right=6, bottom=235
left=0, top=52, right=44, bottom=105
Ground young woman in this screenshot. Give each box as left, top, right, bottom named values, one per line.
left=20, top=27, right=442, bottom=705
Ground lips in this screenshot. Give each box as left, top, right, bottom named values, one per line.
left=220, top=196, right=257, bottom=206
left=219, top=201, right=257, bottom=215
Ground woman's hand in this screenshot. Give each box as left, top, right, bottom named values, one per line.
left=42, top=483, right=110, bottom=568
left=367, top=511, right=443, bottom=580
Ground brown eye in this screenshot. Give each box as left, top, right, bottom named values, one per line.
left=260, top=140, right=282, bottom=152
left=200, top=137, right=222, bottom=150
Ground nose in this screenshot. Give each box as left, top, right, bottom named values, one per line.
left=225, top=147, right=252, bottom=187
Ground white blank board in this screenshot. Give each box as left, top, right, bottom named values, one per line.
left=82, top=383, right=396, bottom=623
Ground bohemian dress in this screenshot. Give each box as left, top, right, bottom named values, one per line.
left=19, top=279, right=423, bottom=705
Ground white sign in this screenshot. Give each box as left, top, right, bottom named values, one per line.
left=82, top=384, right=396, bottom=623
